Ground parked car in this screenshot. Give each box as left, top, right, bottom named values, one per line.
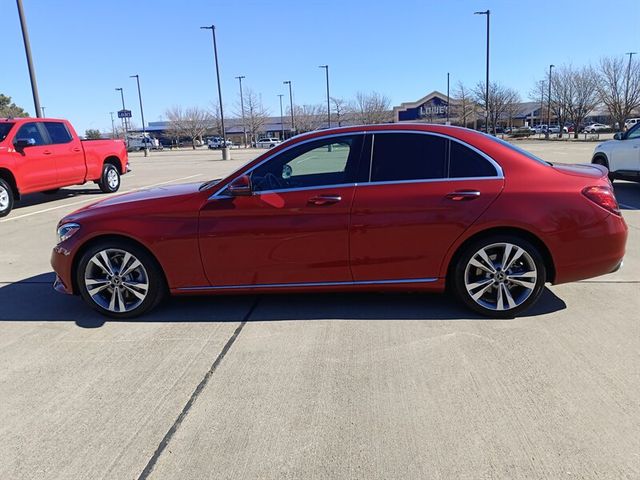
left=624, top=118, right=639, bottom=130
left=207, top=137, right=233, bottom=149
left=591, top=122, right=640, bottom=182
left=547, top=125, right=569, bottom=134
left=255, top=137, right=282, bottom=149
left=0, top=117, right=128, bottom=217
left=127, top=135, right=163, bottom=152
left=51, top=124, right=627, bottom=319
left=533, top=124, right=548, bottom=134
left=583, top=123, right=611, bottom=133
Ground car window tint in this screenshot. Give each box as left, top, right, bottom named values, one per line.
left=251, top=138, right=354, bottom=192
left=44, top=122, right=73, bottom=144
left=627, top=123, right=640, bottom=140
left=449, top=141, right=497, bottom=177
left=371, top=133, right=446, bottom=182
left=15, top=123, right=47, bottom=146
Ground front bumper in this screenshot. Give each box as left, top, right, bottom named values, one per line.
left=51, top=244, right=75, bottom=295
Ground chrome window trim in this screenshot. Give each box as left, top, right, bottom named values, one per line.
left=209, top=131, right=365, bottom=199
left=176, top=276, right=439, bottom=292
left=209, top=129, right=505, bottom=200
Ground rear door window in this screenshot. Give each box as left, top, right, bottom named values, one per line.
left=449, top=141, right=497, bottom=177
left=370, top=133, right=447, bottom=182
left=44, top=122, right=73, bottom=144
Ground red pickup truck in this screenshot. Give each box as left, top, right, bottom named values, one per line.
left=0, top=117, right=128, bottom=217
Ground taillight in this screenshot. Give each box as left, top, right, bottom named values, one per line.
left=582, top=185, right=620, bottom=215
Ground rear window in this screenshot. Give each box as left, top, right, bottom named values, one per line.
left=44, top=122, right=73, bottom=144
left=490, top=134, right=550, bottom=166
left=449, top=141, right=497, bottom=177
left=0, top=123, right=14, bottom=142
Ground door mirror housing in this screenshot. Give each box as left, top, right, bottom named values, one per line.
left=228, top=175, right=252, bottom=196
left=14, top=138, right=36, bottom=151
left=613, top=132, right=623, bottom=140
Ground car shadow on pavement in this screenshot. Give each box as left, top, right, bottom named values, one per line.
left=0, top=273, right=567, bottom=328
left=13, top=187, right=104, bottom=210
left=614, top=181, right=640, bottom=210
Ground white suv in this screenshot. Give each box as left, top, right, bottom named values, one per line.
left=255, top=138, right=281, bottom=149
left=591, top=122, right=640, bottom=182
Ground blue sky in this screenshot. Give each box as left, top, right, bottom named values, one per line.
left=4, top=0, right=639, bottom=133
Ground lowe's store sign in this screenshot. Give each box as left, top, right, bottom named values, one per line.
left=398, top=97, right=449, bottom=121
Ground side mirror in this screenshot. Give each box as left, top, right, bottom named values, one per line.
left=228, top=175, right=252, bottom=196
left=14, top=138, right=36, bottom=151
left=613, top=132, right=623, bottom=140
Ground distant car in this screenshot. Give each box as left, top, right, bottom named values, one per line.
left=256, top=137, right=282, bottom=149
left=624, top=118, right=639, bottom=130
left=591, top=122, right=640, bottom=182
left=583, top=123, right=611, bottom=133
left=547, top=125, right=569, bottom=134
left=207, top=137, right=233, bottom=149
left=533, top=124, right=548, bottom=134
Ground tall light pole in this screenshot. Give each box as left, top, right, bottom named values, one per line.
left=41, top=106, right=46, bottom=117
left=474, top=10, right=490, bottom=132
left=109, top=112, right=116, bottom=139
left=319, top=65, right=330, bottom=129
left=446, top=72, right=450, bottom=125
left=201, top=25, right=229, bottom=160
left=130, top=74, right=148, bottom=156
left=278, top=94, right=285, bottom=140
left=16, top=0, right=41, bottom=117
left=283, top=80, right=295, bottom=134
left=624, top=52, right=637, bottom=130
left=547, top=64, right=554, bottom=137
left=235, top=75, right=247, bottom=148
left=115, top=87, right=128, bottom=140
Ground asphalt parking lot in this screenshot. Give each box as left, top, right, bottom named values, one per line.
left=1, top=143, right=638, bottom=479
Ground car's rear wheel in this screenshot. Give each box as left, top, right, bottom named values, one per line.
left=0, top=178, right=14, bottom=218
left=592, top=155, right=615, bottom=182
left=452, top=235, right=546, bottom=318
left=99, top=163, right=121, bottom=193
left=76, top=240, right=166, bottom=318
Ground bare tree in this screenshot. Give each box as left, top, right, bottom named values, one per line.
left=330, top=97, right=352, bottom=127
left=454, top=82, right=474, bottom=127
left=561, top=66, right=600, bottom=138
left=528, top=79, right=548, bottom=128
left=473, top=82, right=521, bottom=134
left=240, top=89, right=270, bottom=144
left=208, top=101, right=223, bottom=137
left=165, top=106, right=211, bottom=149
left=290, top=104, right=324, bottom=133
left=165, top=106, right=186, bottom=147
left=353, top=92, right=392, bottom=125
left=595, top=55, right=640, bottom=131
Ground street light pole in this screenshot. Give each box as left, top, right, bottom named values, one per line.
left=319, top=65, right=330, bottom=129
left=201, top=25, right=229, bottom=160
left=115, top=87, right=128, bottom=141
left=235, top=76, right=247, bottom=148
left=624, top=52, right=637, bottom=130
left=283, top=80, right=295, bottom=134
left=474, top=10, right=490, bottom=133
left=278, top=94, right=285, bottom=140
left=446, top=72, right=450, bottom=125
left=130, top=74, right=148, bottom=156
left=547, top=64, right=554, bottom=138
left=41, top=106, right=46, bottom=117
left=110, top=112, right=116, bottom=139
left=16, top=0, right=41, bottom=117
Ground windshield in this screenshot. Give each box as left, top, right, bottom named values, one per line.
left=489, top=134, right=551, bottom=166
left=0, top=122, right=15, bottom=142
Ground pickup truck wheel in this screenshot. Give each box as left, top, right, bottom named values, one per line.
left=0, top=178, right=14, bottom=217
left=99, top=164, right=120, bottom=193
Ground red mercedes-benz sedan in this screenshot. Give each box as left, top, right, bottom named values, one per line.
left=51, top=124, right=627, bottom=318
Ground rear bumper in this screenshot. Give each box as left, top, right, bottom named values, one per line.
left=551, top=213, right=628, bottom=284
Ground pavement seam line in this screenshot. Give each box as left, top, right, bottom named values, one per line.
left=136, top=296, right=260, bottom=480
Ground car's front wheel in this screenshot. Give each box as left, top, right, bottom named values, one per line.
left=0, top=178, right=14, bottom=218
left=452, top=235, right=546, bottom=318
left=76, top=240, right=166, bottom=318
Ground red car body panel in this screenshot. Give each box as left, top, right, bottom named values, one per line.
left=0, top=118, right=127, bottom=196
left=51, top=124, right=627, bottom=299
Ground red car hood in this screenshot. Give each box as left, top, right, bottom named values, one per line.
left=75, top=182, right=203, bottom=213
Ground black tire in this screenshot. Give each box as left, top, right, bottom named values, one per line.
left=0, top=178, right=14, bottom=218
left=76, top=239, right=166, bottom=319
left=592, top=155, right=615, bottom=182
left=98, top=163, right=121, bottom=193
left=451, top=235, right=547, bottom=318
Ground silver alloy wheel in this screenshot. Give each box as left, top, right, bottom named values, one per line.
left=107, top=168, right=119, bottom=189
left=84, top=248, right=149, bottom=313
left=0, top=185, right=8, bottom=211
left=464, top=242, right=538, bottom=311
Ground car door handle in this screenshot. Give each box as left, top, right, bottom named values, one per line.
left=72, top=147, right=82, bottom=152
left=445, top=190, right=481, bottom=201
left=43, top=150, right=52, bottom=155
left=308, top=195, right=342, bottom=205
